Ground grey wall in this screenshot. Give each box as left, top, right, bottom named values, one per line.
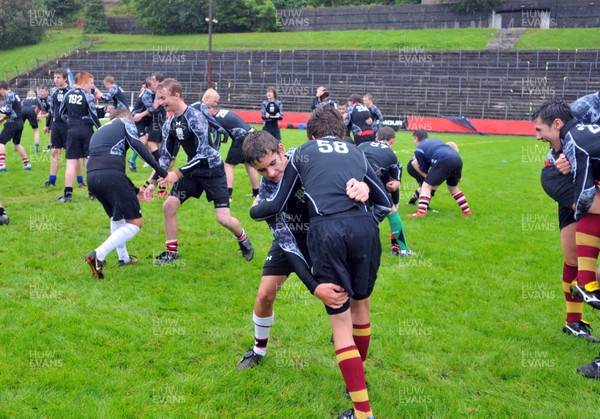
left=278, top=0, right=600, bottom=32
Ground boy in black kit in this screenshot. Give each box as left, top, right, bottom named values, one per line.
left=0, top=81, right=30, bottom=171
left=249, top=106, right=390, bottom=419
left=85, top=108, right=172, bottom=279
left=57, top=71, right=101, bottom=202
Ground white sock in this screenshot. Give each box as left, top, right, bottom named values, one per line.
left=96, top=223, right=140, bottom=261
left=253, top=311, right=274, bottom=356
left=110, top=218, right=130, bottom=262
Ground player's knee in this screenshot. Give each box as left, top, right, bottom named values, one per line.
left=257, top=285, right=277, bottom=307
left=163, top=198, right=179, bottom=216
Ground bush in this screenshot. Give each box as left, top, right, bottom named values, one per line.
left=83, top=0, right=109, bottom=33
left=0, top=0, right=45, bottom=51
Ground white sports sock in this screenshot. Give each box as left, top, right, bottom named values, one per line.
left=253, top=311, right=274, bottom=356
left=96, top=223, right=140, bottom=261
left=110, top=218, right=129, bottom=262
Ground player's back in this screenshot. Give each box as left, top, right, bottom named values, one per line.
left=292, top=137, right=369, bottom=217
left=358, top=141, right=397, bottom=178
left=417, top=138, right=459, bottom=164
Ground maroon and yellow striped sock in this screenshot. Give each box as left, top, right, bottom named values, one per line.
left=336, top=345, right=372, bottom=419
left=576, top=214, right=600, bottom=287
left=353, top=323, right=371, bottom=365
left=563, top=263, right=583, bottom=324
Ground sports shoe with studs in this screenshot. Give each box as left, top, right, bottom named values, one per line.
left=155, top=251, right=179, bottom=265
left=237, top=348, right=263, bottom=370
left=57, top=195, right=72, bottom=202
left=571, top=281, right=600, bottom=310
left=390, top=245, right=401, bottom=256
left=577, top=355, right=600, bottom=379
left=239, top=238, right=254, bottom=261
left=85, top=250, right=105, bottom=279
left=118, top=255, right=138, bottom=266
left=563, top=320, right=600, bottom=343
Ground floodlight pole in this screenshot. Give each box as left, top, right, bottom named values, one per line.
left=206, top=0, right=218, bottom=89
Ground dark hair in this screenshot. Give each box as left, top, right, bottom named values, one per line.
left=266, top=86, right=277, bottom=99
left=349, top=94, right=363, bottom=104
left=532, top=101, right=574, bottom=126
left=243, top=130, right=281, bottom=165
left=53, top=68, right=68, bottom=79
left=151, top=72, right=165, bottom=83
left=412, top=129, right=428, bottom=141
left=307, top=105, right=348, bottom=140
left=0, top=81, right=8, bottom=90
left=377, top=126, right=396, bottom=142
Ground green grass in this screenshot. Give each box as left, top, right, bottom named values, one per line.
left=2, top=26, right=599, bottom=80
left=516, top=28, right=600, bottom=50
left=86, top=28, right=497, bottom=52
left=0, top=30, right=92, bottom=81
left=1, top=125, right=599, bottom=417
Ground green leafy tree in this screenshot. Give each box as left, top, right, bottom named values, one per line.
left=43, top=0, right=83, bottom=22
left=0, top=0, right=45, bottom=51
left=132, top=0, right=278, bottom=34
left=83, top=0, right=109, bottom=33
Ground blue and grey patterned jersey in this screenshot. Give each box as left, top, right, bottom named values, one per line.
left=0, top=91, right=22, bottom=122
left=157, top=105, right=222, bottom=177
left=369, top=104, right=384, bottom=133
left=559, top=119, right=600, bottom=220
left=101, top=85, right=129, bottom=110
left=87, top=118, right=167, bottom=177
left=571, top=91, right=600, bottom=125
left=345, top=102, right=374, bottom=136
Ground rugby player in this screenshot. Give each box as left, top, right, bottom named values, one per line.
left=85, top=108, right=170, bottom=279
left=143, top=79, right=254, bottom=264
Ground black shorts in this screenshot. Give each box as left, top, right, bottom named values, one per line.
left=262, top=241, right=294, bottom=277
left=135, top=120, right=150, bottom=138
left=170, top=164, right=229, bottom=207
left=22, top=110, right=38, bottom=129
left=88, top=169, right=142, bottom=221
left=407, top=157, right=425, bottom=185
left=148, top=115, right=164, bottom=143
left=425, top=157, right=463, bottom=187
left=541, top=165, right=574, bottom=209
left=0, top=121, right=24, bottom=145
left=225, top=136, right=246, bottom=166
left=308, top=210, right=381, bottom=315
left=354, top=133, right=376, bottom=146
left=65, top=125, right=94, bottom=159
left=263, top=122, right=281, bottom=141
left=50, top=121, right=68, bottom=149
left=558, top=205, right=576, bottom=230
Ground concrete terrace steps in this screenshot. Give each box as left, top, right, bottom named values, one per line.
left=9, top=49, right=600, bottom=121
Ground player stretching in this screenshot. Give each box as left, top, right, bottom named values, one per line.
left=85, top=109, right=171, bottom=279
left=408, top=129, right=472, bottom=217
left=359, top=126, right=412, bottom=256
left=238, top=131, right=369, bottom=370
left=143, top=78, right=254, bottom=263
left=250, top=106, right=390, bottom=419
left=0, top=81, right=30, bottom=171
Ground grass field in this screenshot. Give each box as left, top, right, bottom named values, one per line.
left=3, top=26, right=600, bottom=80
left=1, top=123, right=600, bottom=417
